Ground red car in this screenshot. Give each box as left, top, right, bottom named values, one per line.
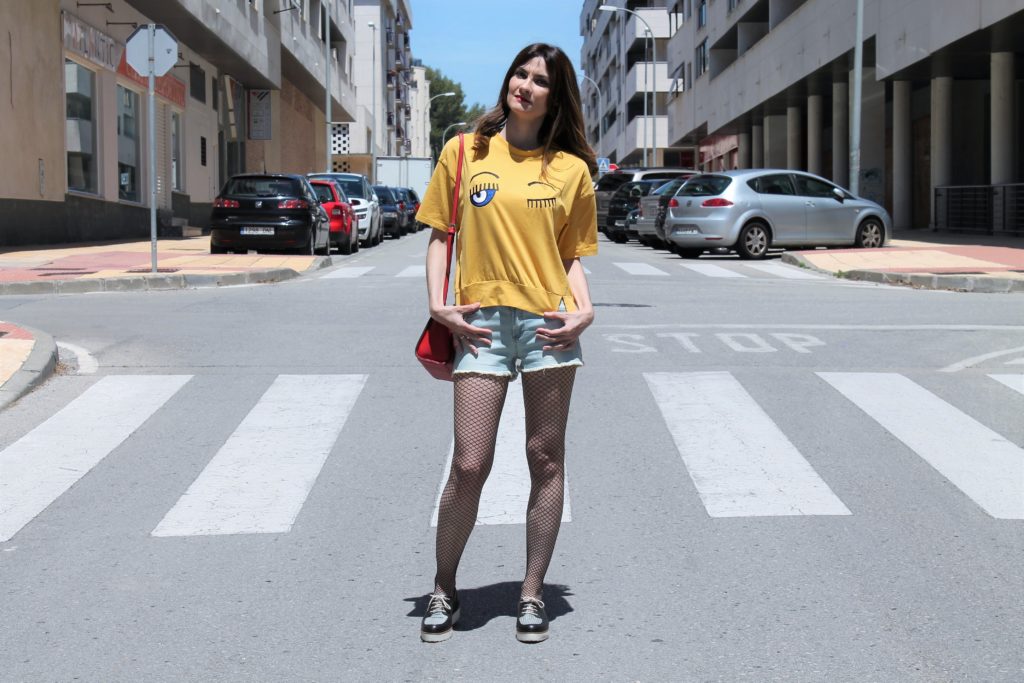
left=310, top=179, right=357, bottom=254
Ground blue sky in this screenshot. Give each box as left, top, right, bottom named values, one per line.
left=408, top=0, right=586, bottom=109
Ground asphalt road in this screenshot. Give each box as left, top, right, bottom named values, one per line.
left=1, top=232, right=1022, bottom=682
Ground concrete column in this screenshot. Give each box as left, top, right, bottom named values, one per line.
left=991, top=51, right=1015, bottom=185
left=737, top=131, right=751, bottom=169
left=892, top=80, right=912, bottom=230
left=832, top=81, right=849, bottom=187
left=764, top=114, right=787, bottom=167
left=807, top=94, right=822, bottom=175
left=931, top=76, right=953, bottom=228
left=787, top=105, right=802, bottom=169
left=751, top=123, right=764, bottom=168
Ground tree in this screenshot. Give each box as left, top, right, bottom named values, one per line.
left=425, top=67, right=492, bottom=159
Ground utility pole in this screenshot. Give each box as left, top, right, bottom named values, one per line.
left=850, top=0, right=864, bottom=194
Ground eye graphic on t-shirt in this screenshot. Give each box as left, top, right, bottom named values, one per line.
left=526, top=181, right=559, bottom=209
left=469, top=171, right=499, bottom=207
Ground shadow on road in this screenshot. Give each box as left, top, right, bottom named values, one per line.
left=404, top=581, right=574, bottom=629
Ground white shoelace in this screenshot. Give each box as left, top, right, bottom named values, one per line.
left=427, top=593, right=452, bottom=616
left=519, top=598, right=545, bottom=617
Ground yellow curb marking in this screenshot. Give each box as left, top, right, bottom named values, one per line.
left=0, top=339, right=35, bottom=387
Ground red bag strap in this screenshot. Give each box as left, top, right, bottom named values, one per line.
left=441, top=133, right=465, bottom=305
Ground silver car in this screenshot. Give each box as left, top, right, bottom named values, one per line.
left=665, top=169, right=891, bottom=259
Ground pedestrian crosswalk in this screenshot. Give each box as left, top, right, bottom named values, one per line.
left=1, top=371, right=1021, bottom=542
left=321, top=260, right=831, bottom=282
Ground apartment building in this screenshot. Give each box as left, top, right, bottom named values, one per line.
left=580, top=0, right=695, bottom=167
left=0, top=0, right=425, bottom=247
left=664, top=0, right=1024, bottom=231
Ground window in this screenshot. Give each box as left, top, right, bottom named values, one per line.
left=697, top=0, right=707, bottom=28
left=695, top=41, right=708, bottom=77
left=200, top=136, right=207, bottom=167
left=793, top=174, right=839, bottom=198
left=189, top=63, right=206, bottom=103
left=678, top=175, right=732, bottom=196
left=116, top=85, right=141, bottom=202
left=171, top=111, right=183, bottom=192
left=687, top=61, right=693, bottom=90
left=728, top=0, right=741, bottom=11
left=748, top=174, right=796, bottom=195
left=65, top=59, right=97, bottom=194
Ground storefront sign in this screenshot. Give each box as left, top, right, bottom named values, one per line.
left=62, top=12, right=122, bottom=72
left=248, top=90, right=272, bottom=140
left=117, top=54, right=186, bottom=108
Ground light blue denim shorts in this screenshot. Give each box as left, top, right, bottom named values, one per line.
left=453, top=304, right=584, bottom=381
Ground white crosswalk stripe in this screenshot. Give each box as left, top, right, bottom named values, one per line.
left=741, top=262, right=825, bottom=279
left=645, top=371, right=851, bottom=517
left=396, top=265, right=425, bottom=278
left=680, top=263, right=748, bottom=279
left=0, top=375, right=192, bottom=542
left=614, top=262, right=670, bottom=276
left=819, top=372, right=1024, bottom=519
left=989, top=373, right=1024, bottom=396
left=431, top=381, right=572, bottom=526
left=152, top=375, right=368, bottom=537
left=322, top=266, right=375, bottom=279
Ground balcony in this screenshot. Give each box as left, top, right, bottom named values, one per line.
left=387, top=111, right=395, bottom=128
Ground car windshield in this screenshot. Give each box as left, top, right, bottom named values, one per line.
left=654, top=177, right=689, bottom=196
left=678, top=175, right=732, bottom=197
left=373, top=186, right=394, bottom=202
left=224, top=177, right=300, bottom=197
left=311, top=184, right=335, bottom=203
left=595, top=174, right=633, bottom=192
left=311, top=175, right=364, bottom=199
left=612, top=181, right=656, bottom=199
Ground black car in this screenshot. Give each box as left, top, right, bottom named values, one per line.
left=373, top=185, right=408, bottom=238
left=210, top=174, right=330, bottom=255
left=394, top=188, right=420, bottom=232
left=605, top=180, right=664, bottom=243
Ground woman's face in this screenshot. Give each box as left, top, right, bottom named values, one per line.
left=506, top=56, right=551, bottom=122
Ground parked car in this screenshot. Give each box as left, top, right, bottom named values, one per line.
left=308, top=172, right=382, bottom=248
left=594, top=167, right=697, bottom=233
left=310, top=179, right=357, bottom=255
left=664, top=169, right=891, bottom=259
left=210, top=173, right=330, bottom=255
left=373, top=185, right=407, bottom=238
left=394, top=187, right=420, bottom=232
left=605, top=179, right=664, bottom=243
left=635, top=173, right=698, bottom=246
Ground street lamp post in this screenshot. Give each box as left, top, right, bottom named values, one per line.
left=599, top=4, right=655, bottom=166
left=850, top=0, right=864, bottom=195
left=426, top=91, right=456, bottom=161
left=442, top=121, right=468, bottom=147
left=368, top=21, right=376, bottom=183
left=324, top=1, right=331, bottom=173
left=580, top=74, right=603, bottom=156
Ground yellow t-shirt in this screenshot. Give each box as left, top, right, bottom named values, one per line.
left=416, top=133, right=597, bottom=315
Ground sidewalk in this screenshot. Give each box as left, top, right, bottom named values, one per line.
left=0, top=236, right=331, bottom=295
left=783, top=231, right=1024, bottom=292
left=0, top=321, right=58, bottom=411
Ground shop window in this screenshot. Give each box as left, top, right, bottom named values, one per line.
left=171, top=111, right=183, bottom=191
left=117, top=85, right=141, bottom=202
left=65, top=59, right=97, bottom=194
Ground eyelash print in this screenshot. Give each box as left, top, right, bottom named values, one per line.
left=527, top=198, right=557, bottom=208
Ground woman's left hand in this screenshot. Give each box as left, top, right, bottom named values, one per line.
left=536, top=308, right=594, bottom=351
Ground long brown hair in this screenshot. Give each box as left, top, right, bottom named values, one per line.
left=472, top=43, right=597, bottom=176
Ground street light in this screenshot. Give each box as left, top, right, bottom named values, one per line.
left=579, top=74, right=603, bottom=156
left=850, top=0, right=864, bottom=195
left=442, top=121, right=468, bottom=147
left=599, top=4, right=655, bottom=166
left=426, top=91, right=456, bottom=161
left=324, top=0, right=332, bottom=173
left=368, top=21, right=377, bottom=182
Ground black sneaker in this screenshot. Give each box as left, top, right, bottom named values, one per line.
left=515, top=598, right=549, bottom=643
left=420, top=592, right=460, bottom=643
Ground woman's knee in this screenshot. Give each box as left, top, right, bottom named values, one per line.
left=525, top=447, right=564, bottom=481
left=449, top=452, right=493, bottom=488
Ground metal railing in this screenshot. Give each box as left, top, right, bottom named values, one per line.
left=935, top=184, right=1024, bottom=236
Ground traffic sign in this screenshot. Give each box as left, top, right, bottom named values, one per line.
left=125, top=25, right=178, bottom=77
left=597, top=157, right=611, bottom=174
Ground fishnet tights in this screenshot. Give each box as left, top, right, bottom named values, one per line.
left=433, top=367, right=577, bottom=602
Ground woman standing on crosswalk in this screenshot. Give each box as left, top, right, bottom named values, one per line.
left=416, top=43, right=598, bottom=644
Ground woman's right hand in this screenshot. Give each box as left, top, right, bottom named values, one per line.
left=430, top=302, right=492, bottom=356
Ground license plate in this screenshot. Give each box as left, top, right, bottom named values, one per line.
left=675, top=226, right=699, bottom=235
left=615, top=220, right=625, bottom=227
left=240, top=227, right=274, bottom=236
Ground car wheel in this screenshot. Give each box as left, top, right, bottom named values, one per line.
left=855, top=218, right=884, bottom=249
left=736, top=221, right=770, bottom=260
left=210, top=244, right=228, bottom=254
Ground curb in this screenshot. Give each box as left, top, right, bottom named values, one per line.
left=0, top=323, right=59, bottom=411
left=0, top=256, right=333, bottom=296
left=780, top=253, right=1024, bottom=293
